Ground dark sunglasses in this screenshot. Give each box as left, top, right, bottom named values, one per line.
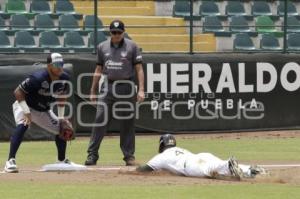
left=111, top=31, right=123, bottom=35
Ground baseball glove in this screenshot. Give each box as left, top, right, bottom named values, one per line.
left=59, top=119, right=74, bottom=141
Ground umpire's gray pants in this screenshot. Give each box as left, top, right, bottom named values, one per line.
left=87, top=83, right=136, bottom=162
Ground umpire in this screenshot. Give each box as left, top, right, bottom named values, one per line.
left=85, top=20, right=145, bottom=166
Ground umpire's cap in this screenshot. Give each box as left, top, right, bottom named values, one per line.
left=159, top=134, right=176, bottom=153
left=110, top=20, right=125, bottom=32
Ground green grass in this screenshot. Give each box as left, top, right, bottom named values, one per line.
left=0, top=136, right=300, bottom=199
left=0, top=183, right=299, bottom=199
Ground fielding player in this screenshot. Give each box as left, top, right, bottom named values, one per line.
left=4, top=53, right=74, bottom=173
left=85, top=20, right=144, bottom=166
left=136, top=134, right=266, bottom=180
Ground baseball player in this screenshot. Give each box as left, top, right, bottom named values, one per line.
left=136, top=134, right=266, bottom=180
left=4, top=53, right=74, bottom=173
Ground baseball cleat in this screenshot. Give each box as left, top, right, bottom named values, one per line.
left=4, top=158, right=19, bottom=173
left=228, top=157, right=243, bottom=180
left=84, top=157, right=97, bottom=166
left=125, top=158, right=137, bottom=166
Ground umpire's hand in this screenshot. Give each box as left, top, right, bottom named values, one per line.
left=137, top=90, right=145, bottom=102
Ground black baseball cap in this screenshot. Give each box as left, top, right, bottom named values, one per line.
left=110, top=20, right=125, bottom=32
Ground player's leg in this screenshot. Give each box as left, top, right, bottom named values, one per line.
left=30, top=109, right=66, bottom=161
left=5, top=101, right=28, bottom=173
left=85, top=97, right=113, bottom=165
left=185, top=153, right=232, bottom=178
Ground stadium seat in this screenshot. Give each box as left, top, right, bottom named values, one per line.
left=5, top=0, right=27, bottom=14
left=64, top=31, right=85, bottom=48
left=278, top=1, right=298, bottom=16
left=55, top=1, right=75, bottom=14
left=287, top=33, right=300, bottom=50
left=252, top=1, right=272, bottom=16
left=59, top=14, right=80, bottom=31
left=88, top=31, right=107, bottom=47
left=39, top=31, right=61, bottom=48
left=200, top=1, right=220, bottom=16
left=233, top=33, right=256, bottom=51
left=0, top=16, right=8, bottom=30
left=14, top=31, right=36, bottom=48
left=260, top=34, right=282, bottom=50
left=30, top=1, right=51, bottom=14
left=286, top=16, right=300, bottom=33
left=10, top=14, right=33, bottom=30
left=256, top=16, right=277, bottom=33
left=203, top=16, right=224, bottom=32
left=0, top=31, right=12, bottom=47
left=35, top=14, right=56, bottom=30
left=230, top=16, right=251, bottom=32
left=173, top=0, right=190, bottom=17
left=226, top=1, right=246, bottom=16
left=84, top=15, right=104, bottom=30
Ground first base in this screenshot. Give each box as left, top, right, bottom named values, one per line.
left=41, top=162, right=87, bottom=172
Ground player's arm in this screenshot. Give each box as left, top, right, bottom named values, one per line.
left=136, top=164, right=154, bottom=172
left=15, top=79, right=34, bottom=126
left=56, top=97, right=67, bottom=119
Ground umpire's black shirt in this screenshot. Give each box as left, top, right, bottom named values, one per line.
left=97, top=38, right=142, bottom=81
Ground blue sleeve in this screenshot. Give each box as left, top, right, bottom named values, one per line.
left=19, top=76, right=40, bottom=94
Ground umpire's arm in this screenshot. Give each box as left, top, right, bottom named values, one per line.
left=90, top=64, right=102, bottom=102
left=90, top=44, right=104, bottom=102
left=135, top=63, right=144, bottom=102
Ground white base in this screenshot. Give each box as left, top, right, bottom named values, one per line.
left=41, top=162, right=87, bottom=172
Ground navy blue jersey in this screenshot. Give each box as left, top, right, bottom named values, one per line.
left=18, top=69, right=70, bottom=112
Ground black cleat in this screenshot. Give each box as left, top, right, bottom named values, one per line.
left=84, top=157, right=97, bottom=166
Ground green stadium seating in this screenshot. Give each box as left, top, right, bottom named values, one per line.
left=59, top=14, right=80, bottom=31
left=252, top=1, right=272, bottom=16
left=88, top=31, right=107, bottom=47
left=64, top=31, right=85, bottom=48
left=278, top=1, right=298, bottom=16
left=0, top=16, right=8, bottom=30
left=286, top=16, right=300, bottom=33
left=200, top=1, right=220, bottom=16
left=173, top=0, right=190, bottom=17
left=55, top=1, right=75, bottom=14
left=10, top=14, right=33, bottom=30
left=260, top=33, right=282, bottom=50
left=84, top=15, right=104, bottom=30
left=0, top=31, right=12, bottom=47
left=39, top=31, right=61, bottom=48
left=14, top=31, right=36, bottom=48
left=35, top=14, right=56, bottom=30
left=230, top=16, right=251, bottom=32
left=5, top=0, right=27, bottom=14
left=233, top=33, right=256, bottom=51
left=287, top=33, right=300, bottom=50
left=256, top=16, right=277, bottom=33
left=226, top=1, right=246, bottom=16
left=30, top=1, right=51, bottom=14
left=203, top=16, right=224, bottom=32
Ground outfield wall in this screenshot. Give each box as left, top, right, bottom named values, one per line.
left=0, top=53, right=299, bottom=140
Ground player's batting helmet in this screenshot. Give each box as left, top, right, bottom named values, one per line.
left=159, top=134, right=176, bottom=153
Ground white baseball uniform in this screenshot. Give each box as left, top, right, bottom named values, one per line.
left=147, top=147, right=252, bottom=178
